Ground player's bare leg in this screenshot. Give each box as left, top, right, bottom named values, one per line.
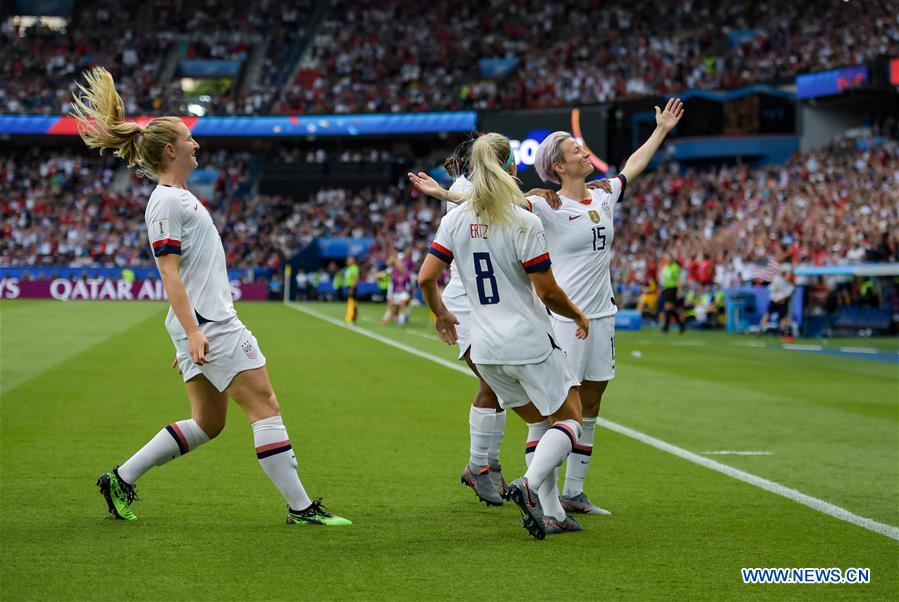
left=228, top=367, right=350, bottom=525
left=99, top=373, right=224, bottom=520
left=562, top=380, right=611, bottom=515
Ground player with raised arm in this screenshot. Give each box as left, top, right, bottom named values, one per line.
left=72, top=67, right=350, bottom=526
left=418, top=133, right=590, bottom=539
left=530, top=98, right=684, bottom=515
left=408, top=138, right=602, bottom=507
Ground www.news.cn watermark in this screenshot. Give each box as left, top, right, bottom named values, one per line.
left=742, top=568, right=871, bottom=585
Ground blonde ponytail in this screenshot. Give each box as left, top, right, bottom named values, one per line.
left=70, top=67, right=182, bottom=179
left=466, top=133, right=524, bottom=227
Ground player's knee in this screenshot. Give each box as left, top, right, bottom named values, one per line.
left=473, top=384, right=500, bottom=409
left=195, top=416, right=225, bottom=439
left=259, top=391, right=280, bottom=417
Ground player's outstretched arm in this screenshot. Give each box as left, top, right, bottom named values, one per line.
left=620, top=97, right=684, bottom=183
left=418, top=254, right=459, bottom=345
left=408, top=172, right=465, bottom=204
left=157, top=254, right=208, bottom=364
left=529, top=268, right=590, bottom=339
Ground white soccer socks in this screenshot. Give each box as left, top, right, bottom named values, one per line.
left=563, top=416, right=597, bottom=497
left=252, top=415, right=312, bottom=512
left=488, top=409, right=506, bottom=467
left=118, top=418, right=210, bottom=484
left=524, top=419, right=581, bottom=520
left=468, top=406, right=494, bottom=467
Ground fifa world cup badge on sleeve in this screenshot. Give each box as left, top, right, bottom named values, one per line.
left=154, top=218, right=170, bottom=239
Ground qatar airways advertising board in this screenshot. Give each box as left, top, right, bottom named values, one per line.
left=479, top=106, right=609, bottom=189
left=0, top=277, right=268, bottom=301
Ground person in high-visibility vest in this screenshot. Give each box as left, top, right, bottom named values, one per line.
left=344, top=256, right=360, bottom=324
left=659, top=257, right=685, bottom=333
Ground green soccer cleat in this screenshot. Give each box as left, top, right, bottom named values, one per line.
left=97, top=467, right=138, bottom=521
left=286, top=499, right=352, bottom=526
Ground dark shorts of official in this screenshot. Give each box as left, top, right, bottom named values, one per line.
left=661, top=288, right=680, bottom=307
left=767, top=300, right=789, bottom=318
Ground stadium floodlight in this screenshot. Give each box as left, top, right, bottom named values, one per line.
left=187, top=104, right=206, bottom=117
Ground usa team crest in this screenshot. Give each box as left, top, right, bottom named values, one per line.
left=241, top=340, right=257, bottom=360
left=601, top=201, right=612, bottom=220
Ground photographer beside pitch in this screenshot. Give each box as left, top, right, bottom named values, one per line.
left=72, top=67, right=350, bottom=526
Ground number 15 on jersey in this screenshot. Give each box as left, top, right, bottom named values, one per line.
left=592, top=226, right=606, bottom=252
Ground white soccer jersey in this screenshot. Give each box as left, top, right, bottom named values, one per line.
left=145, top=184, right=236, bottom=339
left=429, top=203, right=556, bottom=365
left=526, top=174, right=626, bottom=322
left=441, top=175, right=472, bottom=304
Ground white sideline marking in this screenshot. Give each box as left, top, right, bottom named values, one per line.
left=361, top=316, right=439, bottom=341
left=839, top=347, right=879, bottom=354
left=285, top=303, right=899, bottom=542
left=702, top=451, right=772, bottom=456
left=290, top=304, right=468, bottom=375
left=734, top=341, right=767, bottom=348
left=784, top=344, right=824, bottom=351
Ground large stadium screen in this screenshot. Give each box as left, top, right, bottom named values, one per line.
left=479, top=106, right=608, bottom=189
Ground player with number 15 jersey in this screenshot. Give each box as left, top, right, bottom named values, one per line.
left=419, top=133, right=590, bottom=539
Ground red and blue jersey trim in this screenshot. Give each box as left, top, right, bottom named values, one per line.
left=428, top=242, right=453, bottom=264
left=616, top=173, right=627, bottom=199
left=522, top=252, right=551, bottom=273
left=152, top=238, right=182, bottom=256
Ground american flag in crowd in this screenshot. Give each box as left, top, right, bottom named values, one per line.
left=752, top=257, right=781, bottom=282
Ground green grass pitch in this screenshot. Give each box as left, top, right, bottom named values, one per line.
left=1, top=299, right=897, bottom=600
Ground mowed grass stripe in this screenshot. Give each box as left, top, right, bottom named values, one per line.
left=0, top=300, right=168, bottom=394
left=288, top=302, right=899, bottom=541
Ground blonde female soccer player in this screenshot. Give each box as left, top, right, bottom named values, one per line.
left=73, top=67, right=349, bottom=526
left=418, top=133, right=590, bottom=539
left=409, top=139, right=613, bottom=508
left=530, top=98, right=684, bottom=515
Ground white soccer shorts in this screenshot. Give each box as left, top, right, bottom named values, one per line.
left=174, top=316, right=267, bottom=392
left=443, top=292, right=471, bottom=360
left=476, top=349, right=580, bottom=417
left=551, top=315, right=616, bottom=382
left=390, top=291, right=411, bottom=304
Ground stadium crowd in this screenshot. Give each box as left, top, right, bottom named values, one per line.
left=4, top=0, right=896, bottom=115
left=276, top=0, right=898, bottom=114
left=612, top=136, right=899, bottom=292
left=3, top=137, right=896, bottom=302
left=1, top=0, right=310, bottom=116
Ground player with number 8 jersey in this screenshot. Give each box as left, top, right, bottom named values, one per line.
left=419, top=133, right=591, bottom=539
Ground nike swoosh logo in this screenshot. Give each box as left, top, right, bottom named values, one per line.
left=568, top=215, right=581, bottom=221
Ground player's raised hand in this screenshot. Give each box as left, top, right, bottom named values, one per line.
left=655, top=98, right=684, bottom=133
left=407, top=171, right=446, bottom=200
left=188, top=330, right=209, bottom=365
left=586, top=179, right=612, bottom=193
left=525, top=188, right=562, bottom=210
left=435, top=311, right=460, bottom=346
